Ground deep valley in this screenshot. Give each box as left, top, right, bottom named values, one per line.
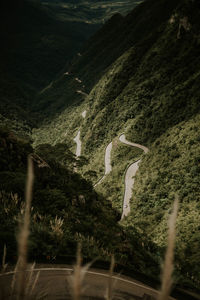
left=0, top=0, right=200, bottom=298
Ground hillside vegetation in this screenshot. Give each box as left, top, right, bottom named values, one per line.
left=124, top=113, right=200, bottom=288
left=31, top=0, right=200, bottom=291
left=0, top=127, right=161, bottom=285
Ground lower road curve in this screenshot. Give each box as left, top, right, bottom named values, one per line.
left=119, top=134, right=149, bottom=220
left=0, top=266, right=176, bottom=300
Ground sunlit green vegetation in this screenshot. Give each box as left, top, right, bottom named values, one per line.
left=123, top=114, right=200, bottom=288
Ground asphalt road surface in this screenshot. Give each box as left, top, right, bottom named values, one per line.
left=119, top=134, right=149, bottom=219
left=94, top=141, right=113, bottom=187
left=0, top=266, right=176, bottom=300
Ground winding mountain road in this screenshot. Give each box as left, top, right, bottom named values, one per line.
left=73, top=114, right=148, bottom=220
left=119, top=134, right=148, bottom=154
left=94, top=141, right=113, bottom=187
left=119, top=134, right=149, bottom=220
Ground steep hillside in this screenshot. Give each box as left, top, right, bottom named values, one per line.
left=124, top=113, right=200, bottom=288
left=0, top=126, right=162, bottom=291
left=32, top=0, right=200, bottom=291
left=33, top=0, right=200, bottom=154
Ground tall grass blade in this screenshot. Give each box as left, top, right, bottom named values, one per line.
left=2, top=244, right=8, bottom=273
left=158, top=197, right=179, bottom=300
left=29, top=270, right=40, bottom=296
left=69, top=244, right=93, bottom=300
left=15, top=155, right=34, bottom=299
left=105, top=255, right=115, bottom=300
left=25, top=262, right=36, bottom=295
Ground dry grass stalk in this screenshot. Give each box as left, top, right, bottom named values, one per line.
left=70, top=244, right=93, bottom=300
left=25, top=262, right=36, bottom=295
left=105, top=255, right=115, bottom=300
left=14, top=155, right=34, bottom=299
left=50, top=216, right=64, bottom=239
left=2, top=244, right=8, bottom=273
left=72, top=244, right=82, bottom=300
left=158, top=197, right=179, bottom=300
left=0, top=244, right=8, bottom=299
left=11, top=262, right=19, bottom=296
left=29, top=270, right=41, bottom=297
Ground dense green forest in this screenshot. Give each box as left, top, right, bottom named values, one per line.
left=0, top=0, right=200, bottom=296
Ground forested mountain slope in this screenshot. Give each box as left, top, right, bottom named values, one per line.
left=0, top=0, right=141, bottom=136
left=0, top=0, right=99, bottom=136
left=32, top=0, right=200, bottom=290
left=33, top=0, right=182, bottom=116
